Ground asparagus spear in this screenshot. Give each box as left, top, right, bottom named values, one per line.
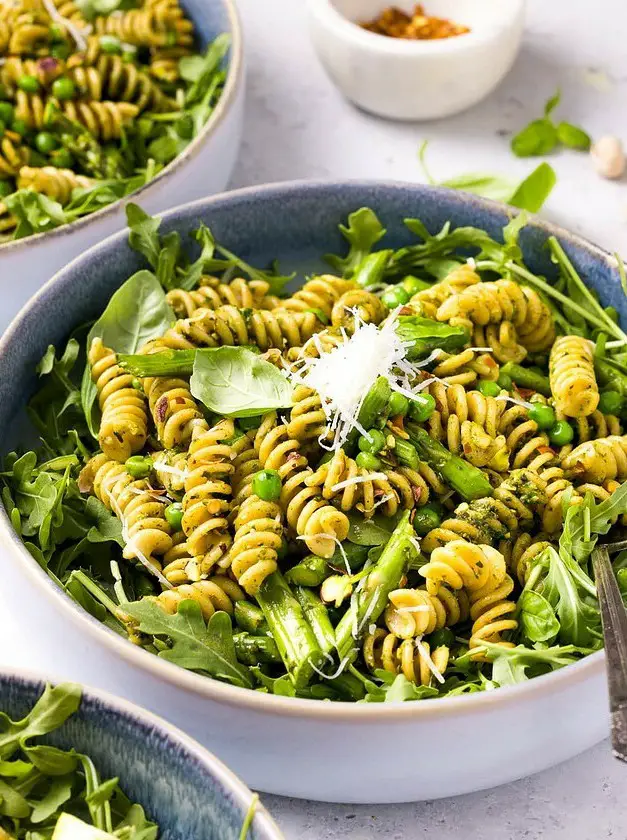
left=396, top=316, right=470, bottom=361
left=234, top=601, right=268, bottom=634
left=285, top=555, right=332, bottom=587
left=392, top=436, right=420, bottom=470
left=255, top=571, right=325, bottom=687
left=594, top=356, right=627, bottom=399
left=345, top=376, right=391, bottom=451
left=233, top=632, right=281, bottom=665
left=335, top=511, right=417, bottom=663
left=118, top=345, right=260, bottom=377
left=353, top=250, right=393, bottom=288
left=405, top=424, right=493, bottom=501
left=295, top=587, right=336, bottom=657
left=500, top=362, right=551, bottom=396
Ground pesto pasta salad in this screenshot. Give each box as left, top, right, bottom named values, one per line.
left=4, top=204, right=627, bottom=703
left=0, top=0, right=228, bottom=241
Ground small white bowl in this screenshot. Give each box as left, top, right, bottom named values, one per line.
left=306, top=0, right=525, bottom=121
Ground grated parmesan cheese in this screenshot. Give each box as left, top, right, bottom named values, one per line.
left=415, top=638, right=445, bottom=684
left=330, top=472, right=388, bottom=492
left=41, top=0, right=90, bottom=51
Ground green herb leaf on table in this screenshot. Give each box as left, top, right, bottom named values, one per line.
left=509, top=162, right=557, bottom=212
left=123, top=599, right=254, bottom=688
left=557, top=122, right=592, bottom=151
left=511, top=118, right=558, bottom=157
left=190, top=347, right=293, bottom=417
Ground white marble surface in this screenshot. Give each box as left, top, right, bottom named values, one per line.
left=2, top=0, right=627, bottom=836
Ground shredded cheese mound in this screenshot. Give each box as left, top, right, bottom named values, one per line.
left=288, top=309, right=433, bottom=450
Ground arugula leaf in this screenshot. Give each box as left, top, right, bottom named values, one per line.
left=190, top=347, right=292, bottom=417
left=123, top=600, right=254, bottom=688
left=479, top=641, right=589, bottom=687
left=324, top=208, right=387, bottom=277
left=4, top=190, right=68, bottom=239
left=360, top=670, right=439, bottom=703
left=0, top=683, right=81, bottom=760
left=156, top=230, right=183, bottom=291
left=30, top=775, right=74, bottom=823
left=184, top=33, right=231, bottom=107
left=560, top=483, right=627, bottom=565
left=509, top=162, right=557, bottom=212
left=544, top=89, right=562, bottom=117
left=176, top=223, right=217, bottom=291
left=126, top=204, right=162, bottom=269
left=518, top=588, right=560, bottom=642
left=80, top=270, right=174, bottom=437
left=537, top=546, right=601, bottom=647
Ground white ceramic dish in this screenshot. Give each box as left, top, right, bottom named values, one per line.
left=0, top=0, right=244, bottom=335
left=306, top=0, right=525, bottom=121
left=0, top=180, right=612, bottom=805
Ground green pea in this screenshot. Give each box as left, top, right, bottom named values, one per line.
left=358, top=428, right=386, bottom=455
left=429, top=627, right=455, bottom=648
left=477, top=379, right=501, bottom=398
left=35, top=131, right=60, bottom=154
left=52, top=77, right=76, bottom=100
left=413, top=505, right=442, bottom=536
left=388, top=392, right=409, bottom=417
left=355, top=452, right=382, bottom=471
left=99, top=34, right=123, bottom=54
left=408, top=393, right=436, bottom=423
left=175, top=113, right=194, bottom=139
left=50, top=148, right=73, bottom=168
left=131, top=377, right=143, bottom=391
left=496, top=372, right=513, bottom=391
left=17, top=75, right=40, bottom=93
left=238, top=415, right=262, bottom=431
left=548, top=420, right=574, bottom=446
left=528, top=403, right=556, bottom=430
left=164, top=502, right=183, bottom=530
left=381, top=286, right=410, bottom=309
left=125, top=455, right=154, bottom=479
left=252, top=469, right=282, bottom=502
left=49, top=23, right=66, bottom=41
left=0, top=103, right=14, bottom=125
left=51, top=43, right=72, bottom=60
left=598, top=391, right=622, bottom=415
left=0, top=180, right=14, bottom=198
left=11, top=119, right=28, bottom=137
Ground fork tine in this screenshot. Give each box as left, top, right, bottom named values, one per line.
left=592, top=547, right=627, bottom=762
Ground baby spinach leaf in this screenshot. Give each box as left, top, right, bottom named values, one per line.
left=518, top=589, right=560, bottom=642
left=81, top=270, right=174, bottom=437
left=190, top=347, right=292, bottom=417
left=346, top=511, right=402, bottom=545
left=123, top=600, right=254, bottom=689
left=325, top=207, right=387, bottom=277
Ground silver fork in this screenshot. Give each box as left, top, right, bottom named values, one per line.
left=592, top=542, right=627, bottom=762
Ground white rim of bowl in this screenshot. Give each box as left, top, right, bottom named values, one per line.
left=0, top=0, right=243, bottom=254
left=0, top=665, right=284, bottom=839
left=0, top=177, right=608, bottom=723
left=306, top=0, right=525, bottom=54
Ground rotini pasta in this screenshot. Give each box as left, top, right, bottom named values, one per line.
left=549, top=335, right=599, bottom=418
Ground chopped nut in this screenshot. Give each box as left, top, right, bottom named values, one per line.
left=361, top=4, right=470, bottom=41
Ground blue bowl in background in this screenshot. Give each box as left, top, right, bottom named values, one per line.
left=0, top=181, right=618, bottom=803
left=0, top=669, right=283, bottom=840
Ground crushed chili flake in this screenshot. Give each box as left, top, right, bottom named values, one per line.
left=361, top=4, right=470, bottom=41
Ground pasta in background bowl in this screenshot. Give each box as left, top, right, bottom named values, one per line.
left=0, top=180, right=619, bottom=804
left=0, top=0, right=243, bottom=333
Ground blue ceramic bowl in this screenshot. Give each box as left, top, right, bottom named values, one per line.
left=0, top=669, right=282, bottom=840
left=0, top=181, right=618, bottom=803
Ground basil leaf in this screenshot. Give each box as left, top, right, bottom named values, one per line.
left=519, top=589, right=560, bottom=642
left=81, top=270, right=174, bottom=438
left=509, top=162, right=556, bottom=213
left=557, top=121, right=592, bottom=151
left=511, top=118, right=558, bottom=157
left=190, top=347, right=292, bottom=417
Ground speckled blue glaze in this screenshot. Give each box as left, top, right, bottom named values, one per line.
left=0, top=671, right=282, bottom=840
left=0, top=181, right=623, bottom=445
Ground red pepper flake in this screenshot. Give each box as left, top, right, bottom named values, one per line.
left=538, top=446, right=555, bottom=455
left=398, top=306, right=413, bottom=316
left=516, top=388, right=535, bottom=400
left=38, top=56, right=59, bottom=73
left=412, top=486, right=422, bottom=504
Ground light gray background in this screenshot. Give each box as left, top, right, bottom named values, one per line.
left=0, top=0, right=625, bottom=836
